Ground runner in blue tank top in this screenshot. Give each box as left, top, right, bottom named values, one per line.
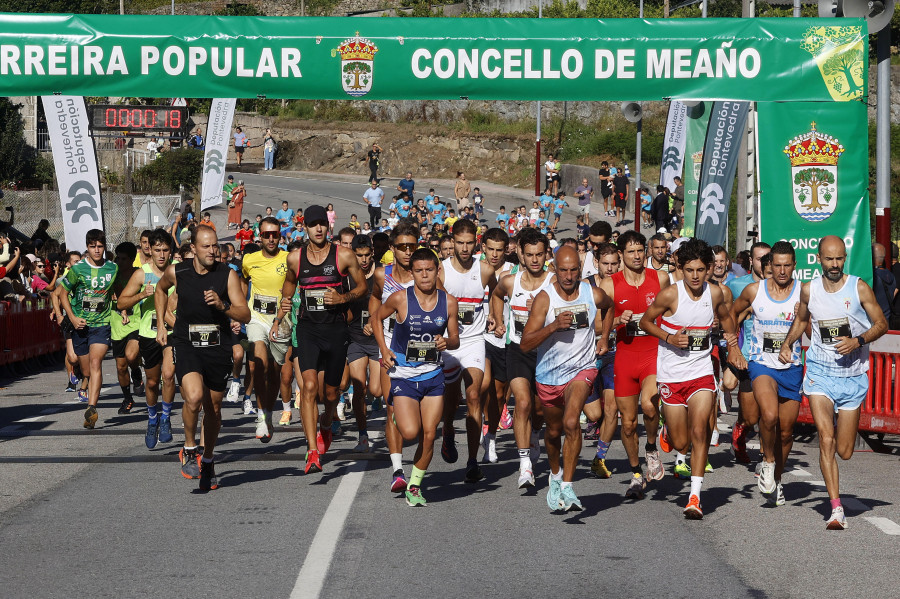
left=374, top=248, right=459, bottom=507
left=779, top=236, right=887, bottom=530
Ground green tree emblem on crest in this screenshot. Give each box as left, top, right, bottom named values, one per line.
left=343, top=61, right=371, bottom=90
left=794, top=167, right=835, bottom=212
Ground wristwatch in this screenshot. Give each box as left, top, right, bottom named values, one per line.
left=856, top=335, right=866, bottom=347
left=220, top=300, right=231, bottom=313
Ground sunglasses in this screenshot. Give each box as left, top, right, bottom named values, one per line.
left=429, top=244, right=440, bottom=249
left=394, top=243, right=418, bottom=253
left=260, top=231, right=280, bottom=239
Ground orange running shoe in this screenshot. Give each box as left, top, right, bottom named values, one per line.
left=683, top=494, right=703, bottom=520
left=659, top=424, right=672, bottom=453
left=305, top=450, right=322, bottom=474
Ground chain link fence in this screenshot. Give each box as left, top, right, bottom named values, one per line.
left=2, top=188, right=181, bottom=248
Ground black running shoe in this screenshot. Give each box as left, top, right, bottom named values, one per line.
left=198, top=461, right=219, bottom=492
left=465, top=459, right=484, bottom=484
left=118, top=397, right=134, bottom=414
left=180, top=448, right=200, bottom=479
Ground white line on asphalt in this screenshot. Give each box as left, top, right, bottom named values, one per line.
left=289, top=461, right=367, bottom=599
left=864, top=517, right=900, bottom=535
left=789, top=468, right=812, bottom=477
left=746, top=441, right=760, bottom=450
left=15, top=416, right=44, bottom=423
left=62, top=400, right=81, bottom=404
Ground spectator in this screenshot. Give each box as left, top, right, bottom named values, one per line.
left=263, top=128, right=276, bottom=171
left=363, top=180, right=384, bottom=229
left=201, top=211, right=216, bottom=232
left=873, top=243, right=897, bottom=328
left=188, top=127, right=204, bottom=150
left=168, top=210, right=185, bottom=248
left=671, top=176, right=685, bottom=221
left=180, top=196, right=195, bottom=222
left=235, top=219, right=253, bottom=250
left=472, top=187, right=484, bottom=219
left=733, top=250, right=750, bottom=277
left=31, top=219, right=51, bottom=247
left=0, top=244, right=20, bottom=278
left=640, top=186, right=652, bottom=228
left=454, top=171, right=471, bottom=210
left=326, top=203, right=336, bottom=234
left=612, top=169, right=630, bottom=227
left=227, top=180, right=246, bottom=229
left=651, top=185, right=670, bottom=232
left=574, top=177, right=594, bottom=226
left=398, top=171, right=416, bottom=203
left=364, top=142, right=382, bottom=183
left=233, top=126, right=249, bottom=167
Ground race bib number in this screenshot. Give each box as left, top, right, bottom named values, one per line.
left=625, top=313, right=647, bottom=336
left=253, top=294, right=278, bottom=315
left=405, top=340, right=439, bottom=363
left=361, top=310, right=370, bottom=330
left=81, top=296, right=106, bottom=313
left=304, top=289, right=326, bottom=312
left=555, top=304, right=589, bottom=330
left=762, top=332, right=787, bottom=353
left=150, top=311, right=158, bottom=332
left=458, top=303, right=476, bottom=326
left=818, top=318, right=851, bottom=345
left=513, top=311, right=529, bottom=336
left=189, top=324, right=220, bottom=347
left=687, top=329, right=711, bottom=352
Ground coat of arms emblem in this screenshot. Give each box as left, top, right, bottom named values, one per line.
left=332, top=32, right=378, bottom=97
left=784, top=122, right=844, bottom=223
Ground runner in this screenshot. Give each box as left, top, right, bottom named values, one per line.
left=489, top=227, right=553, bottom=488
left=639, top=238, right=742, bottom=519
left=240, top=216, right=290, bottom=442
left=118, top=229, right=176, bottom=449
left=730, top=241, right=803, bottom=505
left=480, top=227, right=511, bottom=464
left=598, top=230, right=670, bottom=498
left=344, top=234, right=381, bottom=453
left=521, top=246, right=611, bottom=511
left=276, top=204, right=367, bottom=474
left=110, top=242, right=142, bottom=415
left=54, top=229, right=118, bottom=429
left=647, top=233, right=671, bottom=272
left=154, top=225, right=251, bottom=491
left=370, top=221, right=421, bottom=491
left=726, top=242, right=771, bottom=464
left=778, top=236, right=887, bottom=530
left=374, top=248, right=459, bottom=506
left=583, top=242, right=622, bottom=479
left=439, top=219, right=498, bottom=483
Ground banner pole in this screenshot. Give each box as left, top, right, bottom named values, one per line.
left=875, top=26, right=891, bottom=265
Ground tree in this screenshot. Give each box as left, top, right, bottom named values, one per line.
left=794, top=167, right=835, bottom=212
left=0, top=98, right=30, bottom=185
left=343, top=61, right=371, bottom=91
left=822, top=46, right=864, bottom=98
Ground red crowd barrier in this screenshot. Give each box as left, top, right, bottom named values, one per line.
left=797, top=331, right=900, bottom=435
left=0, top=300, right=63, bottom=366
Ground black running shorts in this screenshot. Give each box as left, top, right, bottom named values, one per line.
left=294, top=321, right=350, bottom=388
left=171, top=341, right=232, bottom=393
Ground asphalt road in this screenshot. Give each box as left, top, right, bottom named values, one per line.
left=1, top=353, right=898, bottom=599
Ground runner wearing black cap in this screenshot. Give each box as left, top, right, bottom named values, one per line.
left=276, top=205, right=368, bottom=474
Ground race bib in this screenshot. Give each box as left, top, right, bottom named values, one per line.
left=150, top=311, right=158, bottom=332
left=405, top=340, right=439, bottom=364
left=82, top=296, right=106, bottom=313
left=625, top=313, right=647, bottom=337
left=555, top=304, right=589, bottom=330
left=387, top=315, right=396, bottom=333
left=458, top=303, right=476, bottom=325
left=687, top=329, right=711, bottom=352
left=513, top=311, right=529, bottom=336
left=253, top=294, right=278, bottom=315
left=818, top=318, right=851, bottom=345
left=762, top=332, right=787, bottom=353
left=304, top=289, right=326, bottom=312
left=189, top=324, right=220, bottom=347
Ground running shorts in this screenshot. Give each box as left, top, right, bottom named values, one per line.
left=294, top=321, right=350, bottom=388
left=171, top=341, right=232, bottom=393
left=748, top=362, right=803, bottom=402
left=246, top=319, right=289, bottom=366
left=506, top=342, right=537, bottom=384
left=443, top=336, right=486, bottom=384
left=347, top=339, right=380, bottom=364
left=659, top=375, right=717, bottom=408
left=802, top=363, right=868, bottom=413
left=536, top=368, right=597, bottom=409
left=71, top=325, right=111, bottom=356
left=614, top=349, right=656, bottom=397
left=111, top=330, right=139, bottom=359
left=485, top=341, right=507, bottom=383
left=586, top=353, right=615, bottom=404
left=388, top=371, right=445, bottom=404
left=140, top=335, right=164, bottom=370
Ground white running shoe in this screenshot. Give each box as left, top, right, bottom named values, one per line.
left=517, top=468, right=535, bottom=489
left=242, top=398, right=256, bottom=415
left=767, top=482, right=785, bottom=507
left=353, top=437, right=370, bottom=453
left=710, top=429, right=720, bottom=447
left=256, top=412, right=273, bottom=443
left=529, top=431, right=541, bottom=463
left=481, top=433, right=498, bottom=463
left=336, top=400, right=346, bottom=421
left=825, top=506, right=848, bottom=530
left=225, top=379, right=241, bottom=403
left=646, top=449, right=664, bottom=481
left=758, top=461, right=776, bottom=494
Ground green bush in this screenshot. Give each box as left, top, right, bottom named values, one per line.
left=132, top=148, right=204, bottom=194
left=0, top=98, right=30, bottom=186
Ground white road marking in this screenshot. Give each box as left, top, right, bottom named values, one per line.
left=746, top=441, right=760, bottom=450
left=789, top=468, right=812, bottom=477
left=289, top=461, right=367, bottom=599
left=15, top=416, right=44, bottom=423
left=864, top=517, right=900, bottom=536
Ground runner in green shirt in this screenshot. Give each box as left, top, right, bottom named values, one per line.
left=109, top=242, right=142, bottom=417
left=55, top=229, right=118, bottom=429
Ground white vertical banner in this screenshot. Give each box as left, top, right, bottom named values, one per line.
left=659, top=100, right=689, bottom=191
left=40, top=96, right=103, bottom=252
left=200, top=98, right=236, bottom=211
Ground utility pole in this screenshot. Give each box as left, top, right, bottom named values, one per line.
left=736, top=0, right=756, bottom=252
left=535, top=0, right=542, bottom=197
left=874, top=25, right=891, bottom=263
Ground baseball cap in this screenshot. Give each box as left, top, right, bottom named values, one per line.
left=305, top=204, right=328, bottom=226
left=352, top=234, right=373, bottom=250
left=670, top=237, right=688, bottom=253
left=657, top=227, right=668, bottom=234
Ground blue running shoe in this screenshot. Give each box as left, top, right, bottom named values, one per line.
left=546, top=475, right=563, bottom=511
left=559, top=485, right=583, bottom=512
left=77, top=389, right=88, bottom=403
left=158, top=416, right=173, bottom=443
left=441, top=428, right=458, bottom=464
left=145, top=418, right=159, bottom=449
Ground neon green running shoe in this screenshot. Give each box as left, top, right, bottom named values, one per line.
left=405, top=485, right=427, bottom=507
left=705, top=461, right=714, bottom=473
left=673, top=461, right=692, bottom=479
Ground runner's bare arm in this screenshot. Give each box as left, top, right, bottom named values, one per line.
left=657, top=268, right=671, bottom=290
left=222, top=269, right=251, bottom=324
left=713, top=285, right=745, bottom=369
left=730, top=282, right=758, bottom=328
left=489, top=273, right=512, bottom=337
left=117, top=268, right=151, bottom=311
left=372, top=290, right=403, bottom=368
left=277, top=249, right=299, bottom=321
left=154, top=264, right=176, bottom=346
left=443, top=296, right=460, bottom=351
left=520, top=290, right=564, bottom=353
left=779, top=282, right=811, bottom=364
left=834, top=278, right=889, bottom=355
left=640, top=285, right=684, bottom=348
left=327, top=246, right=366, bottom=305
left=597, top=276, right=616, bottom=343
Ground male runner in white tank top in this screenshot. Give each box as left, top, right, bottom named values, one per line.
left=779, top=236, right=887, bottom=530
left=640, top=238, right=742, bottom=520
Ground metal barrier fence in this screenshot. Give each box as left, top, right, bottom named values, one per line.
left=0, top=300, right=63, bottom=366
left=2, top=189, right=180, bottom=249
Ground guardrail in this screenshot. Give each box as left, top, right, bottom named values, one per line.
left=797, top=331, right=900, bottom=435
left=0, top=300, right=63, bottom=368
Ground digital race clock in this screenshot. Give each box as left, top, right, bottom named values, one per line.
left=89, top=105, right=187, bottom=133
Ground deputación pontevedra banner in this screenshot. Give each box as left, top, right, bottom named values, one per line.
left=40, top=96, right=103, bottom=252
left=659, top=101, right=688, bottom=192
left=679, top=102, right=712, bottom=239
left=0, top=16, right=867, bottom=101
left=200, top=98, right=237, bottom=211
left=756, top=101, right=872, bottom=284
